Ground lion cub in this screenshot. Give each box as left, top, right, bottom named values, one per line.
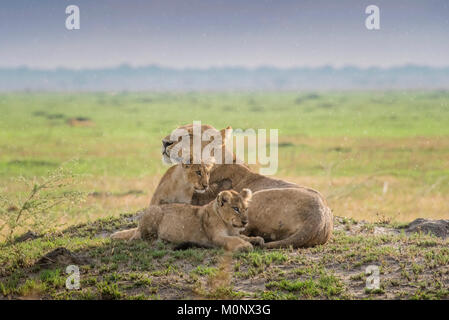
left=111, top=189, right=264, bottom=252
left=150, top=162, right=213, bottom=205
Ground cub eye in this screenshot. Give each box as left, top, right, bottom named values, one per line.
left=196, top=171, right=202, bottom=176
left=232, top=207, right=240, bottom=214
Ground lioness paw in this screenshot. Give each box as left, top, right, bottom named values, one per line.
left=251, top=236, right=265, bottom=247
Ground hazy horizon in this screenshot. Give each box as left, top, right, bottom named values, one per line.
left=1, top=0, right=448, bottom=69
left=2, top=63, right=449, bottom=72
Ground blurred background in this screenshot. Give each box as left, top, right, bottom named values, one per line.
left=1, top=0, right=448, bottom=238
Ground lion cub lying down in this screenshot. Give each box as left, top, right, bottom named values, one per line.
left=111, top=189, right=264, bottom=252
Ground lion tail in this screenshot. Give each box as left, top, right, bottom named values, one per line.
left=110, top=227, right=141, bottom=240
left=110, top=206, right=163, bottom=241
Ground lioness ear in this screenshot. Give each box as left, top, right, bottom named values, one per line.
left=220, top=126, right=233, bottom=146
left=217, top=191, right=231, bottom=207
left=240, top=188, right=252, bottom=201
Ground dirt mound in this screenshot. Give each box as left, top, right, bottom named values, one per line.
left=405, top=218, right=449, bottom=238
left=67, top=117, right=94, bottom=127
left=14, top=231, right=41, bottom=243
left=1, top=213, right=449, bottom=300
left=35, top=247, right=90, bottom=267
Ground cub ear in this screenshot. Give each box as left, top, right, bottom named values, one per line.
left=204, top=157, right=215, bottom=169
left=240, top=188, right=252, bottom=201
left=219, top=126, right=233, bottom=146
left=217, top=191, right=232, bottom=207
left=181, top=158, right=192, bottom=168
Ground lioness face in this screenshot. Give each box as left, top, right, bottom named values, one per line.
left=216, top=189, right=252, bottom=228
left=161, top=124, right=229, bottom=165
left=161, top=134, right=181, bottom=164
left=182, top=163, right=213, bottom=193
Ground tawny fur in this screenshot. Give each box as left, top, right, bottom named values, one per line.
left=111, top=189, right=264, bottom=252
left=112, top=162, right=213, bottom=241
left=161, top=124, right=333, bottom=249
left=150, top=162, right=213, bottom=205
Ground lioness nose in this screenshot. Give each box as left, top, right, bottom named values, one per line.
left=163, top=140, right=173, bottom=148
left=242, top=220, right=248, bottom=226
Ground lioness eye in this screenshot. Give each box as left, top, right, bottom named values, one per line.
left=196, top=171, right=201, bottom=176
left=233, top=207, right=240, bottom=214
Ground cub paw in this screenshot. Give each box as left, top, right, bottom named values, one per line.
left=234, top=242, right=253, bottom=252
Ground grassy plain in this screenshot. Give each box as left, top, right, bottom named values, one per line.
left=0, top=91, right=448, bottom=300
left=1, top=91, right=448, bottom=230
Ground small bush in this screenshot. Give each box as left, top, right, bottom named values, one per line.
left=0, top=162, right=86, bottom=243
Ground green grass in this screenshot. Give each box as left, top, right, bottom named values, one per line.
left=0, top=214, right=447, bottom=300
left=1, top=91, right=449, bottom=227
left=265, top=272, right=345, bottom=299
left=0, top=91, right=448, bottom=299
left=1, top=91, right=448, bottom=178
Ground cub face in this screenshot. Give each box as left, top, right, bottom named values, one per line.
left=182, top=163, right=214, bottom=193
left=216, top=189, right=252, bottom=228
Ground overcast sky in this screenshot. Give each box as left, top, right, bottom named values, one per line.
left=1, top=0, right=448, bottom=69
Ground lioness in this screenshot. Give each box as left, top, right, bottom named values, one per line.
left=161, top=124, right=333, bottom=249
left=111, top=189, right=264, bottom=252
left=150, top=162, right=214, bottom=205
